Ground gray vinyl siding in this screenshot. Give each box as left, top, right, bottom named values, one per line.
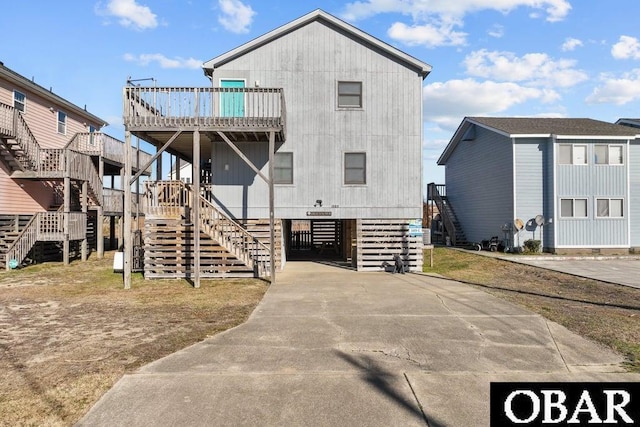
left=208, top=20, right=423, bottom=220
left=445, top=126, right=513, bottom=243
left=555, top=139, right=628, bottom=247
left=514, top=138, right=552, bottom=249
left=630, top=141, right=640, bottom=247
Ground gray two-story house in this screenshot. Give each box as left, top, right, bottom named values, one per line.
left=122, top=9, right=431, bottom=285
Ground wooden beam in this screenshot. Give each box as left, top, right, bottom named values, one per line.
left=124, top=131, right=132, bottom=289
left=193, top=129, right=201, bottom=289
left=97, top=158, right=104, bottom=259
left=268, top=131, right=276, bottom=285
left=217, top=131, right=269, bottom=184
left=130, top=130, right=183, bottom=185
left=63, top=150, right=70, bottom=266
left=81, top=180, right=88, bottom=261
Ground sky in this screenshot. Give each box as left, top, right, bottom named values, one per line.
left=3, top=0, right=640, bottom=190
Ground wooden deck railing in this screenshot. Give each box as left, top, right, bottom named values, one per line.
left=4, top=212, right=86, bottom=270
left=67, top=132, right=153, bottom=170
left=144, top=180, right=270, bottom=277
left=0, top=103, right=40, bottom=170
left=124, top=86, right=286, bottom=132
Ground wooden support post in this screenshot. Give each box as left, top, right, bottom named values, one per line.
left=193, top=129, right=201, bottom=288
left=175, top=157, right=181, bottom=181
left=268, top=131, right=276, bottom=284
left=157, top=146, right=163, bottom=181
left=124, top=131, right=132, bottom=289
left=110, top=216, right=116, bottom=250
left=63, top=152, right=70, bottom=265
left=81, top=180, right=88, bottom=261
left=97, top=158, right=104, bottom=259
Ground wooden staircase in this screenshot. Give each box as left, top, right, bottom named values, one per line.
left=143, top=181, right=275, bottom=278
left=0, top=215, right=32, bottom=269
left=1, top=102, right=103, bottom=269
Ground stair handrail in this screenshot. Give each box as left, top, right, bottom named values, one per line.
left=4, top=214, right=38, bottom=270
left=0, top=103, right=41, bottom=170
left=65, top=149, right=103, bottom=205
left=197, top=194, right=271, bottom=277
left=428, top=183, right=458, bottom=246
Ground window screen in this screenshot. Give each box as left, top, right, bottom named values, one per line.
left=338, top=82, right=362, bottom=108
left=274, top=152, right=293, bottom=184
left=344, top=152, right=366, bottom=184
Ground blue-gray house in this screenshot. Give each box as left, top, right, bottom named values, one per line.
left=433, top=117, right=640, bottom=254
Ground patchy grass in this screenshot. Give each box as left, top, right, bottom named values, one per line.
left=424, top=247, right=640, bottom=372
left=0, top=252, right=268, bottom=426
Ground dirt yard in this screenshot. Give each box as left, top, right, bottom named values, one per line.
left=0, top=252, right=268, bottom=426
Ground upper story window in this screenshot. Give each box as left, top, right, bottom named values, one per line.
left=344, top=152, right=366, bottom=185
left=560, top=198, right=587, bottom=218
left=337, top=81, right=362, bottom=108
left=594, top=145, right=624, bottom=165
left=558, top=144, right=586, bottom=165
left=274, top=152, right=293, bottom=185
left=13, top=90, right=26, bottom=113
left=57, top=111, right=67, bottom=134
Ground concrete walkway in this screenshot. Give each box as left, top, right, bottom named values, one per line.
left=78, top=262, right=638, bottom=426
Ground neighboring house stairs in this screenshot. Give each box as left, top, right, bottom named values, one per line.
left=0, top=102, right=103, bottom=269
left=427, top=183, right=470, bottom=247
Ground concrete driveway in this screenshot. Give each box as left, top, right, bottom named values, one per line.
left=78, top=262, right=638, bottom=426
left=507, top=257, right=640, bottom=289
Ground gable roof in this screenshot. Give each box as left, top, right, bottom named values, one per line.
left=616, top=118, right=640, bottom=128
left=0, top=62, right=108, bottom=127
left=438, top=117, right=639, bottom=165
left=202, top=9, right=431, bottom=79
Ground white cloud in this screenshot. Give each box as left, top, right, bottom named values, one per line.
left=561, top=37, right=583, bottom=51
left=388, top=20, right=467, bottom=47
left=586, top=69, right=640, bottom=105
left=217, top=0, right=255, bottom=34
left=423, top=79, right=557, bottom=129
left=124, top=53, right=203, bottom=69
left=463, top=49, right=588, bottom=88
left=341, top=0, right=571, bottom=23
left=488, top=24, right=504, bottom=38
left=99, top=0, right=158, bottom=30
left=611, top=35, right=640, bottom=60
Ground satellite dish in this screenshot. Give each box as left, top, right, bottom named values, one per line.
left=535, top=215, right=545, bottom=226
left=514, top=218, right=524, bottom=230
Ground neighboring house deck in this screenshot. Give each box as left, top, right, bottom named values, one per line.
left=435, top=116, right=640, bottom=254
left=0, top=63, right=152, bottom=269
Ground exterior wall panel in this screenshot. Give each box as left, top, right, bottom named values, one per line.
left=555, top=139, right=629, bottom=247
left=445, top=126, right=513, bottom=243
left=208, top=20, right=423, bottom=220
left=630, top=142, right=640, bottom=247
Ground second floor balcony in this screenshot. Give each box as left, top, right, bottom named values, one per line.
left=123, top=86, right=286, bottom=144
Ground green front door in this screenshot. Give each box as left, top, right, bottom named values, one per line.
left=220, top=79, right=245, bottom=117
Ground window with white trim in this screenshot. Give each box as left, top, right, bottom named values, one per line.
left=560, top=198, right=587, bottom=218
left=594, top=145, right=623, bottom=165
left=13, top=90, right=26, bottom=113
left=274, top=152, right=293, bottom=184
left=596, top=198, right=624, bottom=218
left=558, top=144, right=587, bottom=165
left=57, top=111, right=67, bottom=134
left=344, top=152, right=366, bottom=185
left=337, top=81, right=362, bottom=108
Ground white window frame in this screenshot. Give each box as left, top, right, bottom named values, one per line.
left=57, top=110, right=67, bottom=135
left=337, top=81, right=363, bottom=109
left=13, top=90, right=26, bottom=113
left=558, top=144, right=587, bottom=165
left=344, top=152, right=367, bottom=185
left=596, top=198, right=624, bottom=218
left=594, top=144, right=624, bottom=165
left=274, top=152, right=293, bottom=185
left=560, top=198, right=588, bottom=218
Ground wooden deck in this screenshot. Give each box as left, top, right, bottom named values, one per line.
left=123, top=86, right=286, bottom=159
